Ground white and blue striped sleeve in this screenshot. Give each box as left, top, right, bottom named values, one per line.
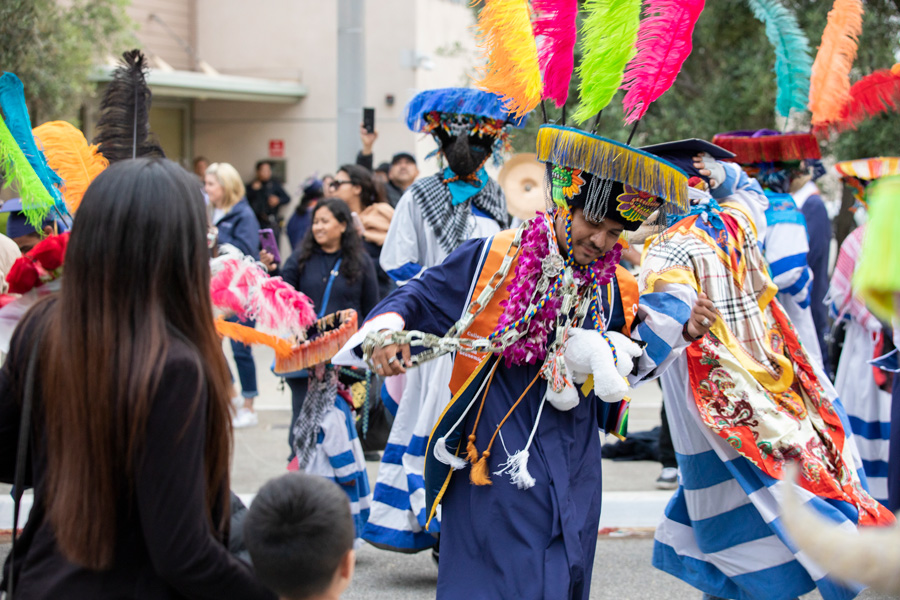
left=321, top=406, right=360, bottom=484
left=764, top=222, right=813, bottom=308
left=630, top=281, right=696, bottom=384
left=379, top=191, right=426, bottom=284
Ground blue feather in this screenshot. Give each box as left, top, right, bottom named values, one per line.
left=0, top=72, right=70, bottom=219
left=405, top=88, right=528, bottom=132
left=746, top=0, right=813, bottom=118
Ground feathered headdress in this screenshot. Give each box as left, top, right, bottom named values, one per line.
left=621, top=0, right=705, bottom=125
left=808, top=0, right=864, bottom=128
left=532, top=0, right=578, bottom=108
left=32, top=121, right=108, bottom=214
left=471, top=0, right=700, bottom=224
left=472, top=0, right=543, bottom=118
left=746, top=0, right=813, bottom=118
left=92, top=50, right=165, bottom=163
left=829, top=65, right=900, bottom=132
left=0, top=72, right=71, bottom=230
left=571, top=0, right=642, bottom=123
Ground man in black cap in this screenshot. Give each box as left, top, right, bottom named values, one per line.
left=357, top=125, right=419, bottom=206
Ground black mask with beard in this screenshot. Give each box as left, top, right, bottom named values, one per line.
left=433, top=127, right=495, bottom=178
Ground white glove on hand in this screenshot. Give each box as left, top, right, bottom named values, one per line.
left=700, top=153, right=727, bottom=189
left=563, top=328, right=643, bottom=403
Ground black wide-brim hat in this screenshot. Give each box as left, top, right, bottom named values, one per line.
left=536, top=125, right=689, bottom=231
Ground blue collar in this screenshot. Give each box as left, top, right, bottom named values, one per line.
left=443, top=167, right=489, bottom=206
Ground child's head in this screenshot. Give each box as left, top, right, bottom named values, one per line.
left=244, top=473, right=355, bottom=600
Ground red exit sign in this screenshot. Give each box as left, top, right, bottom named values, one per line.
left=269, top=139, right=285, bottom=157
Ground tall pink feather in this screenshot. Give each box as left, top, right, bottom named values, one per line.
left=533, top=0, right=578, bottom=108
left=621, top=0, right=706, bottom=124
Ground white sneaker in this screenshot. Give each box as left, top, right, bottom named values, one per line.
left=232, top=407, right=258, bottom=429
left=231, top=396, right=244, bottom=410
left=656, top=467, right=679, bottom=490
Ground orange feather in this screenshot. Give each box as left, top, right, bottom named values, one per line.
left=32, top=121, right=108, bottom=214
left=808, top=0, right=864, bottom=127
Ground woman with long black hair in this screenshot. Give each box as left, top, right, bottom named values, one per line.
left=328, top=164, right=395, bottom=299
left=0, top=158, right=274, bottom=599
left=280, top=198, right=379, bottom=456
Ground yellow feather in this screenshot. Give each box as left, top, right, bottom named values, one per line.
left=32, top=121, right=108, bottom=214
left=474, top=0, right=543, bottom=118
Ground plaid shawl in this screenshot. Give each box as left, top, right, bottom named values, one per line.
left=642, top=204, right=785, bottom=381
left=640, top=205, right=890, bottom=523
left=409, top=174, right=508, bottom=254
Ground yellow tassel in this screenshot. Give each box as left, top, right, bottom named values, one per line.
left=466, top=434, right=480, bottom=464
left=470, top=451, right=493, bottom=486
left=536, top=125, right=689, bottom=211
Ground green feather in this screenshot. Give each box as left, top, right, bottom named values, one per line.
left=573, top=0, right=643, bottom=123
left=0, top=113, right=55, bottom=229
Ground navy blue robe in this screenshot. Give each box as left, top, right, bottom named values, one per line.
left=363, top=237, right=625, bottom=599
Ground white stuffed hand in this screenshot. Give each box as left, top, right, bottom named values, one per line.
left=564, top=328, right=643, bottom=403
left=604, top=331, right=643, bottom=378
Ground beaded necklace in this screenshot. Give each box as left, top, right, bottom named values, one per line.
left=488, top=210, right=621, bottom=366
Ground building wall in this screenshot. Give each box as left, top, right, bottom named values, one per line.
left=120, top=0, right=477, bottom=198
left=127, top=0, right=196, bottom=71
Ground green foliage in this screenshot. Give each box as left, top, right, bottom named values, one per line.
left=512, top=0, right=900, bottom=158
left=0, top=0, right=134, bottom=124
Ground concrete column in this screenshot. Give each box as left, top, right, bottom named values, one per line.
left=337, top=0, right=365, bottom=166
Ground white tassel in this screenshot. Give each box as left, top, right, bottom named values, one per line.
left=431, top=360, right=499, bottom=469
left=494, top=393, right=548, bottom=490
left=433, top=435, right=468, bottom=470
left=495, top=449, right=536, bottom=489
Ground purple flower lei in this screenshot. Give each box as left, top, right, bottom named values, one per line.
left=494, top=213, right=622, bottom=366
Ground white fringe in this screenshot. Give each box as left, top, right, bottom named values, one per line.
left=431, top=359, right=498, bottom=468
left=494, top=392, right=548, bottom=490
left=433, top=434, right=468, bottom=470
left=495, top=448, right=536, bottom=489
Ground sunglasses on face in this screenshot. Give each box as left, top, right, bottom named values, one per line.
left=329, top=180, right=352, bottom=189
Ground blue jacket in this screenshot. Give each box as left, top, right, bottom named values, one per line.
left=216, top=198, right=260, bottom=257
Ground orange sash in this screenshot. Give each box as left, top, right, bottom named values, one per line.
left=447, top=233, right=640, bottom=397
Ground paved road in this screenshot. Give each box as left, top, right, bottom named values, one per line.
left=0, top=539, right=893, bottom=600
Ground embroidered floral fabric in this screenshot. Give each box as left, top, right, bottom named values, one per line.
left=641, top=205, right=891, bottom=526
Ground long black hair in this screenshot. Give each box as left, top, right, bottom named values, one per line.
left=295, top=198, right=366, bottom=284
left=38, top=157, right=233, bottom=568
left=337, top=164, right=388, bottom=208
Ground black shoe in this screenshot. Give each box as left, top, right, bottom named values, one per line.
left=364, top=451, right=381, bottom=462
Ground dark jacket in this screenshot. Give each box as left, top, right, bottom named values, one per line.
left=800, top=193, right=832, bottom=366
left=216, top=198, right=261, bottom=257
left=245, top=178, right=290, bottom=225
left=0, top=302, right=275, bottom=600
left=281, top=246, right=380, bottom=319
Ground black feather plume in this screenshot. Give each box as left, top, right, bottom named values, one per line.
left=92, top=49, right=165, bottom=163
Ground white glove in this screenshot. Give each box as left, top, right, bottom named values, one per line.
left=700, top=153, right=727, bottom=189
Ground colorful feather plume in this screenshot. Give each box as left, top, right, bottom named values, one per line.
left=746, top=0, right=813, bottom=118
left=0, top=116, right=60, bottom=230
left=473, top=0, right=543, bottom=118
left=830, top=67, right=900, bottom=131
left=32, top=121, right=108, bottom=214
left=572, top=0, right=642, bottom=123
left=808, top=0, right=864, bottom=128
left=532, top=0, right=578, bottom=108
left=92, top=50, right=165, bottom=163
left=0, top=72, right=70, bottom=228
left=620, top=0, right=705, bottom=125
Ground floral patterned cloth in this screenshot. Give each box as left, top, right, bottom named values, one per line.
left=642, top=204, right=892, bottom=526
